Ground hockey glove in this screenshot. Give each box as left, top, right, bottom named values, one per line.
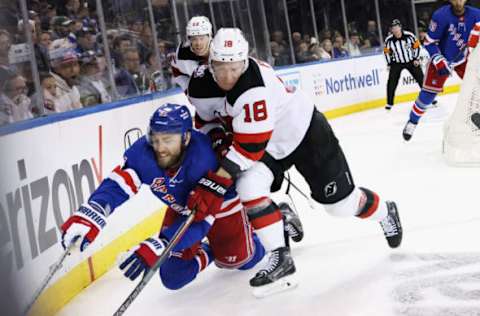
left=119, top=237, right=167, bottom=281
left=187, top=171, right=233, bottom=222
left=432, top=54, right=452, bottom=76
left=208, top=127, right=233, bottom=159
left=61, top=203, right=107, bottom=252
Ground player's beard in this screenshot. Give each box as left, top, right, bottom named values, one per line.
left=451, top=1, right=465, bottom=16
left=155, top=145, right=186, bottom=169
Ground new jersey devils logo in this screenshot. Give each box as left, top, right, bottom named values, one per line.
left=324, top=181, right=337, bottom=198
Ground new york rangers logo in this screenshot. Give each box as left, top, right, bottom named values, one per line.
left=324, top=181, right=337, bottom=198
left=151, top=177, right=166, bottom=192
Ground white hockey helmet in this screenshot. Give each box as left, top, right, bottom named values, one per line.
left=209, top=28, right=249, bottom=72
left=186, top=16, right=212, bottom=37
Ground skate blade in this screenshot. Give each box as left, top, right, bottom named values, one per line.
left=252, top=275, right=298, bottom=299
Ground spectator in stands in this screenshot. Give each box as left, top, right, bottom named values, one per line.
left=89, top=53, right=114, bottom=97
left=51, top=16, right=73, bottom=40
left=296, top=41, right=318, bottom=63
left=0, top=71, right=33, bottom=125
left=78, top=51, right=112, bottom=106
left=292, top=32, right=302, bottom=50
left=321, top=38, right=333, bottom=59
left=37, top=72, right=59, bottom=113
left=333, top=35, right=349, bottom=58
left=112, top=33, right=134, bottom=68
left=310, top=37, right=331, bottom=60
left=303, top=33, right=311, bottom=45
left=72, top=19, right=84, bottom=33
left=365, top=20, right=380, bottom=48
left=270, top=41, right=290, bottom=66
left=130, top=18, right=145, bottom=35
left=65, top=0, right=82, bottom=19
left=39, top=31, right=53, bottom=50
left=271, top=30, right=288, bottom=51
left=49, top=47, right=82, bottom=112
left=75, top=26, right=97, bottom=55
left=346, top=32, right=362, bottom=57
left=115, top=47, right=146, bottom=97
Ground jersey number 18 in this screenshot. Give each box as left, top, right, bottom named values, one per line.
left=243, top=100, right=267, bottom=122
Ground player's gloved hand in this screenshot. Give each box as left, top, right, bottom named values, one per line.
left=187, top=171, right=233, bottom=222
left=119, top=237, right=168, bottom=281
left=61, top=203, right=107, bottom=251
left=432, top=54, right=452, bottom=76
left=413, top=59, right=420, bottom=67
left=208, top=127, right=233, bottom=159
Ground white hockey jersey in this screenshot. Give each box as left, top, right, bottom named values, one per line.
left=170, top=42, right=207, bottom=91
left=187, top=58, right=314, bottom=172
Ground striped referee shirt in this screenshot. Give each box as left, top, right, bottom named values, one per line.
left=383, top=31, right=421, bottom=65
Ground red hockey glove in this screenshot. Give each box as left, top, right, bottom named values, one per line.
left=61, top=203, right=107, bottom=252
left=187, top=171, right=233, bottom=222
left=208, top=128, right=233, bottom=159
left=432, top=54, right=451, bottom=76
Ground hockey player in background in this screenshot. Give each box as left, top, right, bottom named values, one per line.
left=186, top=28, right=403, bottom=296
left=402, top=0, right=480, bottom=141
left=61, top=103, right=266, bottom=290
left=170, top=16, right=213, bottom=91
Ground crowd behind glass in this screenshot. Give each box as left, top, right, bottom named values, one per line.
left=1, top=0, right=477, bottom=126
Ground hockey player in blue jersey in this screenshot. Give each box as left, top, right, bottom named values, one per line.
left=403, top=0, right=480, bottom=141
left=60, top=103, right=264, bottom=290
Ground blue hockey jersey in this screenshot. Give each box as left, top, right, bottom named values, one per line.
left=425, top=4, right=480, bottom=63
left=87, top=130, right=237, bottom=251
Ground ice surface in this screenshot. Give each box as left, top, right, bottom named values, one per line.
left=57, top=94, right=480, bottom=316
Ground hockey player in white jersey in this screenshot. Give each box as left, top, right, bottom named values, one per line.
left=186, top=28, right=403, bottom=296
left=170, top=16, right=212, bottom=91
left=172, top=18, right=304, bottom=257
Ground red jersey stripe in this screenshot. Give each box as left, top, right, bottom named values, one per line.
left=113, top=166, right=139, bottom=194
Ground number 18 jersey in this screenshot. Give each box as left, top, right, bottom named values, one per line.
left=187, top=58, right=314, bottom=172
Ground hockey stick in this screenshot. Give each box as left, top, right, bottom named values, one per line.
left=283, top=173, right=316, bottom=210
left=472, top=112, right=480, bottom=129
left=24, top=241, right=76, bottom=315
left=113, top=210, right=197, bottom=316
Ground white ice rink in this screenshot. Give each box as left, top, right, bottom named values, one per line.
left=58, top=93, right=480, bottom=316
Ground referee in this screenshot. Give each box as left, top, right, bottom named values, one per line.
left=384, top=19, right=424, bottom=110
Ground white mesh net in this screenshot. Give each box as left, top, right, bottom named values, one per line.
left=443, top=45, right=480, bottom=166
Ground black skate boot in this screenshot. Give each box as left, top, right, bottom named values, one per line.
left=250, top=247, right=297, bottom=297
left=279, top=202, right=304, bottom=243
left=380, top=201, right=402, bottom=248
left=402, top=121, right=417, bottom=141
